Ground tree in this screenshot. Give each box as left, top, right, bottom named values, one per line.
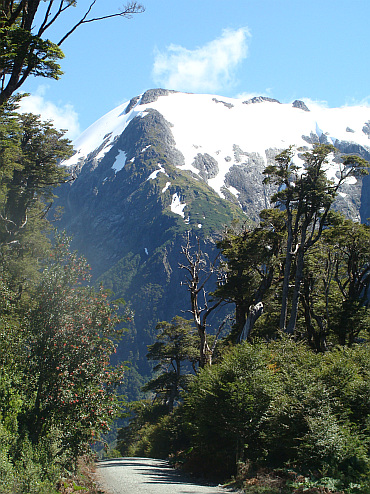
left=23, top=232, right=130, bottom=460
left=0, top=0, right=144, bottom=484
left=142, top=316, right=198, bottom=412
left=263, top=144, right=368, bottom=334
left=299, top=240, right=334, bottom=351
left=182, top=339, right=370, bottom=485
left=216, top=208, right=286, bottom=342
left=0, top=102, right=73, bottom=248
left=324, top=214, right=370, bottom=346
left=0, top=275, right=24, bottom=436
left=179, top=233, right=224, bottom=367
left=0, top=0, right=145, bottom=105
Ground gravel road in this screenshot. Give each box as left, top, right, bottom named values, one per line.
left=96, top=457, right=237, bottom=494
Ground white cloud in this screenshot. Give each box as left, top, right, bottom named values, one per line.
left=18, top=86, right=81, bottom=140
left=152, top=27, right=250, bottom=93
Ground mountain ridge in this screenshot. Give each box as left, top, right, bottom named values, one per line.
left=54, top=88, right=370, bottom=387
left=63, top=88, right=370, bottom=223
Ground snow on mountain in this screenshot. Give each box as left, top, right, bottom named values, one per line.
left=170, top=193, right=186, bottom=217
left=112, top=149, right=127, bottom=173
left=63, top=90, right=370, bottom=202
left=64, top=103, right=145, bottom=168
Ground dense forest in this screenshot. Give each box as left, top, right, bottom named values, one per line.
left=1, top=2, right=370, bottom=494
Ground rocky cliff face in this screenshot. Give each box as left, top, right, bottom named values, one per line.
left=55, top=88, right=370, bottom=386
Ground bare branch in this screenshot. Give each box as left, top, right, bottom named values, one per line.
left=38, top=0, right=56, bottom=35
left=57, top=0, right=97, bottom=45
left=58, top=1, right=145, bottom=45
left=211, top=314, right=232, bottom=354
left=38, top=0, right=74, bottom=37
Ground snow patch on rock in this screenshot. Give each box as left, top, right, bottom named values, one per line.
left=112, top=150, right=126, bottom=173
left=171, top=193, right=186, bottom=217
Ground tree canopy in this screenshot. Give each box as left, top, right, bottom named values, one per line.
left=263, top=144, right=368, bottom=335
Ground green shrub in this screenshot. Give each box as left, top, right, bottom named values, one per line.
left=9, top=429, right=64, bottom=494
left=182, top=341, right=278, bottom=477
left=118, top=339, right=370, bottom=487
left=0, top=422, right=15, bottom=494
left=120, top=410, right=185, bottom=459
left=182, top=339, right=370, bottom=484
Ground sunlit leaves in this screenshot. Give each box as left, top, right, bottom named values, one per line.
left=25, top=233, right=128, bottom=458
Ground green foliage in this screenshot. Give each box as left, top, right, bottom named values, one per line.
left=0, top=231, right=129, bottom=489
left=0, top=421, right=15, bottom=493
left=143, top=316, right=198, bottom=411
left=117, top=400, right=186, bottom=459
left=0, top=1, right=144, bottom=106
left=263, top=144, right=369, bottom=335
left=0, top=23, right=64, bottom=78
left=12, top=432, right=62, bottom=494
left=216, top=146, right=369, bottom=349
left=323, top=214, right=370, bottom=345
left=179, top=339, right=370, bottom=485
left=0, top=100, right=72, bottom=247
left=117, top=399, right=168, bottom=456
left=0, top=423, right=63, bottom=494
left=0, top=18, right=64, bottom=105
left=23, top=232, right=128, bottom=460
left=0, top=2, right=145, bottom=490
left=183, top=341, right=277, bottom=477
left=216, top=208, right=286, bottom=341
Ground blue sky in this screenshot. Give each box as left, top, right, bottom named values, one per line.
left=20, top=0, right=370, bottom=139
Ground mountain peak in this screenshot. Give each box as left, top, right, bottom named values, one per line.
left=62, top=89, right=370, bottom=224
left=243, top=95, right=281, bottom=105
left=292, top=99, right=310, bottom=112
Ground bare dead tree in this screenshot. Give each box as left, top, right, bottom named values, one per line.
left=179, top=232, right=223, bottom=368
left=57, top=1, right=145, bottom=44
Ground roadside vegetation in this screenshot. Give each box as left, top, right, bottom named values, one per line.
left=0, top=97, right=129, bottom=494
left=0, top=1, right=142, bottom=492
left=118, top=145, right=370, bottom=494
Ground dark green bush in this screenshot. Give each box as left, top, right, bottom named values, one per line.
left=117, top=339, right=370, bottom=488
left=182, top=339, right=370, bottom=484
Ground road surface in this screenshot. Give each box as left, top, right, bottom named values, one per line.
left=96, top=457, right=237, bottom=494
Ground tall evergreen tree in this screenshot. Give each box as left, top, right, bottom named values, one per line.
left=263, top=144, right=368, bottom=334
left=143, top=316, right=198, bottom=412
left=216, top=208, right=286, bottom=341
left=324, top=214, right=370, bottom=345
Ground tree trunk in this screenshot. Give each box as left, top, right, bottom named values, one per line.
left=286, top=222, right=309, bottom=334
left=280, top=209, right=294, bottom=331
left=239, top=302, right=264, bottom=341
left=302, top=278, right=327, bottom=352
left=199, top=323, right=212, bottom=367
left=286, top=245, right=304, bottom=334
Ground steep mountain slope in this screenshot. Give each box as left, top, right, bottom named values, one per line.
left=54, top=88, right=370, bottom=383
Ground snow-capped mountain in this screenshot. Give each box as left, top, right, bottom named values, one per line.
left=55, top=89, right=370, bottom=384
left=63, top=88, right=370, bottom=223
